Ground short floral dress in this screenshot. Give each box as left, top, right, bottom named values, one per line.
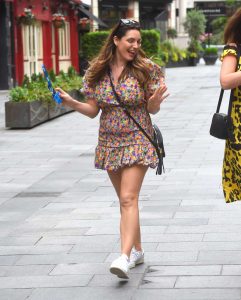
left=82, top=59, right=162, bottom=171
left=221, top=45, right=241, bottom=202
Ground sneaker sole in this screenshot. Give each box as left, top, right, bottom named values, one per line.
left=110, top=267, right=129, bottom=279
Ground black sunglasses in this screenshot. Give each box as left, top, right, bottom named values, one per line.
left=119, top=19, right=140, bottom=28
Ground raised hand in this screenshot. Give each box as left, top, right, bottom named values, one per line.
left=147, top=78, right=169, bottom=114
left=149, top=78, right=169, bottom=104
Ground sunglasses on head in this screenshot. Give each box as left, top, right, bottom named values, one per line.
left=119, top=19, right=140, bottom=28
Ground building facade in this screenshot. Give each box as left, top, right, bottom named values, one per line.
left=92, top=0, right=173, bottom=37
left=0, top=0, right=82, bottom=90
left=169, top=0, right=230, bottom=47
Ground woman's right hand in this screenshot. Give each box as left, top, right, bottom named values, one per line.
left=55, top=87, right=74, bottom=107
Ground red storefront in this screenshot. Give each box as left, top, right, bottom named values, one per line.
left=14, top=0, right=80, bottom=85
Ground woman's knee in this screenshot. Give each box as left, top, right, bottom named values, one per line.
left=120, top=193, right=138, bottom=209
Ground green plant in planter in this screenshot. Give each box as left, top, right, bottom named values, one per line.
left=189, top=52, right=198, bottom=58
left=17, top=8, right=36, bottom=26
left=159, top=40, right=181, bottom=63
left=9, top=86, right=29, bottom=102
left=152, top=56, right=165, bottom=67
left=49, top=69, right=56, bottom=82
left=203, top=47, right=218, bottom=65
left=204, top=47, right=218, bottom=55
left=187, top=50, right=198, bottom=66
left=10, top=66, right=83, bottom=104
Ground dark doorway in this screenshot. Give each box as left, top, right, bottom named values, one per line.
left=0, top=1, right=14, bottom=90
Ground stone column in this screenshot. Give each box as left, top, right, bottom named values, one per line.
left=168, top=1, right=176, bottom=29
left=91, top=0, right=99, bottom=31
left=133, top=0, right=139, bottom=21
left=179, top=0, right=187, bottom=34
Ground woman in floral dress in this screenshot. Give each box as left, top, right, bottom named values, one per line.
left=56, top=19, right=169, bottom=279
left=220, top=8, right=241, bottom=202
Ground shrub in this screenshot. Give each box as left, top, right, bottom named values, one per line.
left=159, top=40, right=187, bottom=63
left=9, top=86, right=29, bottom=102
left=188, top=51, right=198, bottom=58
left=167, top=27, right=177, bottom=39
left=211, top=16, right=227, bottom=44
left=141, top=29, right=160, bottom=57
left=152, top=57, right=165, bottom=67
left=204, top=47, right=218, bottom=55
left=82, top=31, right=109, bottom=60
left=81, top=29, right=161, bottom=60
left=10, top=66, right=82, bottom=104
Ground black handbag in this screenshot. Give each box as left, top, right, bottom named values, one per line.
left=108, top=70, right=165, bottom=175
left=209, top=89, right=234, bottom=140
left=153, top=123, right=165, bottom=174
left=210, top=44, right=240, bottom=141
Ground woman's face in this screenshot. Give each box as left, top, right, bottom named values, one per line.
left=114, top=29, right=141, bottom=62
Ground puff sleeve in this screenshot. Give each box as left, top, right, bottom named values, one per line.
left=220, top=45, right=238, bottom=61
left=80, top=73, right=96, bottom=100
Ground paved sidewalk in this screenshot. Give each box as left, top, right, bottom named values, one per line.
left=1, top=61, right=241, bottom=300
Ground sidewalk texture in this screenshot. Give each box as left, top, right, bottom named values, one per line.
left=1, top=62, right=241, bottom=300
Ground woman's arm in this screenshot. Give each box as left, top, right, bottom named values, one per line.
left=147, top=80, right=169, bottom=114
left=220, top=44, right=241, bottom=89
left=56, top=88, right=100, bottom=119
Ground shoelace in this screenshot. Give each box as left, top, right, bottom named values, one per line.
left=131, top=250, right=141, bottom=260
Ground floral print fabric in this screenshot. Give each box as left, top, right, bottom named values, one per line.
left=220, top=46, right=241, bottom=202
left=81, top=59, right=163, bottom=171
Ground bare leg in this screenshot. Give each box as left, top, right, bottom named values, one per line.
left=108, top=165, right=148, bottom=257
left=120, top=165, right=147, bottom=256
left=107, top=169, right=121, bottom=199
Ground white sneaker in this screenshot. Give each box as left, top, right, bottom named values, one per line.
left=110, top=254, right=130, bottom=279
left=129, top=247, right=144, bottom=269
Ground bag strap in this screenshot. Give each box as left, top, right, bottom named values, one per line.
left=107, top=69, right=162, bottom=161
left=217, top=44, right=241, bottom=114
left=216, top=89, right=224, bottom=113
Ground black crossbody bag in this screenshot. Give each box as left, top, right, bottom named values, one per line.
left=108, top=70, right=165, bottom=175
left=210, top=45, right=240, bottom=141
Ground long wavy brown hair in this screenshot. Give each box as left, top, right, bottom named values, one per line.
left=224, top=8, right=241, bottom=44
left=85, top=21, right=152, bottom=87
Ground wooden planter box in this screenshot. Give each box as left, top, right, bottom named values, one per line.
left=5, top=100, right=49, bottom=128
left=5, top=90, right=83, bottom=129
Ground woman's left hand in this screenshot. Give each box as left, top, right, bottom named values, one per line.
left=149, top=79, right=169, bottom=104
left=147, top=79, right=169, bottom=114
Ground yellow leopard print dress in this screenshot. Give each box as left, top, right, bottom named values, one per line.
left=221, top=45, right=241, bottom=203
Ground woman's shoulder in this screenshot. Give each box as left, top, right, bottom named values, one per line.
left=143, top=58, right=162, bottom=74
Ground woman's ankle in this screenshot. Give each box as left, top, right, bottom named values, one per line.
left=133, top=245, right=142, bottom=252
left=121, top=253, right=129, bottom=260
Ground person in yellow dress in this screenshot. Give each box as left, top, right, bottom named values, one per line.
left=220, top=8, right=241, bottom=202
